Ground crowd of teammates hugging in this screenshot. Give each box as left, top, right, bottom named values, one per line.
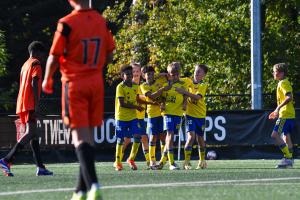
left=113, top=61, right=209, bottom=171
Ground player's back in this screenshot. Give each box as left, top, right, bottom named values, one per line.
left=16, top=58, right=42, bottom=114
left=57, top=9, right=114, bottom=81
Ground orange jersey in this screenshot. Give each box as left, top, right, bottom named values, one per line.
left=16, top=57, right=42, bottom=114
left=49, top=9, right=115, bottom=82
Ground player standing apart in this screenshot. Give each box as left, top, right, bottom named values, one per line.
left=0, top=41, right=53, bottom=177
left=175, top=64, right=209, bottom=170
left=42, top=0, right=115, bottom=199
left=114, top=65, right=144, bottom=171
left=269, top=63, right=295, bottom=168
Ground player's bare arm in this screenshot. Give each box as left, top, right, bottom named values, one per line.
left=144, top=86, right=169, bottom=101
left=32, top=76, right=40, bottom=117
left=269, top=93, right=293, bottom=120
left=42, top=55, right=60, bottom=94
left=175, top=87, right=202, bottom=100
left=118, top=97, right=144, bottom=111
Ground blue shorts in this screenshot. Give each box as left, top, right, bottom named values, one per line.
left=137, top=119, right=147, bottom=135
left=163, top=115, right=182, bottom=135
left=273, top=118, right=295, bottom=135
left=115, top=119, right=139, bottom=138
left=185, top=115, right=206, bottom=136
left=147, top=116, right=164, bottom=135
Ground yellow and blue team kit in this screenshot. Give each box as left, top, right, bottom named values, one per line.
left=114, top=82, right=141, bottom=138
left=274, top=78, right=295, bottom=135
left=162, top=80, right=188, bottom=134
left=185, top=80, right=208, bottom=136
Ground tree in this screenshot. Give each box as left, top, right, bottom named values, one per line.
left=0, top=30, right=8, bottom=77
left=104, top=0, right=300, bottom=110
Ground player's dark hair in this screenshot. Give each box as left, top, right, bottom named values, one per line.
left=142, top=66, right=155, bottom=74
left=195, top=64, right=209, bottom=74
left=273, top=63, right=288, bottom=75
left=120, top=64, right=132, bottom=74
left=28, top=41, right=46, bottom=54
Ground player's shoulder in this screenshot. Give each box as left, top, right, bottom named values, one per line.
left=116, top=82, right=125, bottom=89
left=279, top=78, right=291, bottom=87
left=58, top=11, right=75, bottom=23
left=198, top=80, right=208, bottom=86
left=30, top=58, right=41, bottom=68
left=141, top=82, right=150, bottom=87
left=177, top=80, right=186, bottom=86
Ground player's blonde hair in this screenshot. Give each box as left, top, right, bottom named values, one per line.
left=167, top=62, right=181, bottom=73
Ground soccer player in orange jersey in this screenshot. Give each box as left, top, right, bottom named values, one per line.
left=42, top=0, right=115, bottom=199
left=0, top=41, right=53, bottom=177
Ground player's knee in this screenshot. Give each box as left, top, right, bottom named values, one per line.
left=150, top=136, right=157, bottom=143
left=124, top=137, right=131, bottom=144
left=271, top=131, right=279, bottom=138
left=141, top=135, right=148, bottom=142
left=117, top=137, right=124, bottom=144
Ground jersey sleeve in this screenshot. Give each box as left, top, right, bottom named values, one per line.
left=31, top=64, right=42, bottom=79
left=116, top=84, right=125, bottom=98
left=137, top=85, right=142, bottom=95
left=196, top=83, right=208, bottom=97
left=49, top=22, right=70, bottom=56
left=280, top=81, right=292, bottom=95
left=140, top=84, right=149, bottom=95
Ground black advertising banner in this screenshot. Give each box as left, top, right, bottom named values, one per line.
left=0, top=110, right=299, bottom=149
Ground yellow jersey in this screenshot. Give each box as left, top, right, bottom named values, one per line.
left=140, top=80, right=165, bottom=118
left=161, top=80, right=187, bottom=116
left=180, top=77, right=193, bottom=89
left=115, top=82, right=140, bottom=121
left=186, top=80, right=208, bottom=118
left=277, top=79, right=295, bottom=118
left=155, top=75, right=168, bottom=86
left=136, top=84, right=146, bottom=120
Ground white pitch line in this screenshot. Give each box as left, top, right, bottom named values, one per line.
left=1, top=177, right=300, bottom=196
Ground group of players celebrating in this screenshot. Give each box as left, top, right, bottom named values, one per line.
left=114, top=62, right=209, bottom=171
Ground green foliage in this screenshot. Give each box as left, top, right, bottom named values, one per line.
left=262, top=0, right=300, bottom=93
left=104, top=0, right=300, bottom=110
left=0, top=30, right=8, bottom=77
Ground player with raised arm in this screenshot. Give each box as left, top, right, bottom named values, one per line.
left=269, top=63, right=295, bottom=168
left=175, top=64, right=209, bottom=170
left=42, top=0, right=115, bottom=199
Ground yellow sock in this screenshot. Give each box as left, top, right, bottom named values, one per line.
left=120, top=150, right=124, bottom=162
left=159, top=151, right=168, bottom=164
left=184, top=146, right=192, bottom=162
left=160, top=144, right=165, bottom=155
left=115, top=143, right=123, bottom=163
left=149, top=145, right=156, bottom=162
left=168, top=149, right=175, bottom=165
left=199, top=147, right=206, bottom=161
left=144, top=150, right=150, bottom=163
left=280, top=144, right=292, bottom=159
left=128, top=142, right=140, bottom=161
